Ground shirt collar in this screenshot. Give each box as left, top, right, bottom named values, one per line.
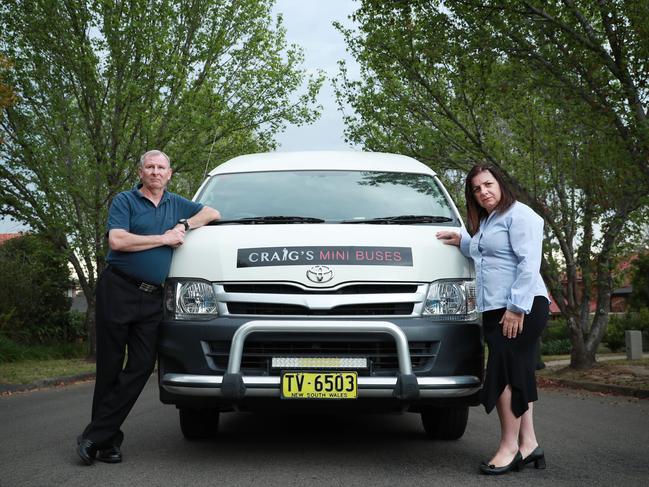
left=132, top=183, right=170, bottom=205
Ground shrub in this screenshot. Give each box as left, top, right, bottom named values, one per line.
left=603, top=316, right=626, bottom=352
left=0, top=333, right=86, bottom=363
left=627, top=308, right=649, bottom=330
left=544, top=319, right=570, bottom=341
left=0, top=333, right=26, bottom=362
left=67, top=310, right=87, bottom=341
left=604, top=309, right=649, bottom=352
left=540, top=338, right=571, bottom=356
left=0, top=233, right=72, bottom=343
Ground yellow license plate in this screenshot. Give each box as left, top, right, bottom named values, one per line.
left=281, top=371, right=358, bottom=399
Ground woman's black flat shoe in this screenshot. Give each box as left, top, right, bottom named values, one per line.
left=479, top=451, right=522, bottom=475
left=519, top=446, right=546, bottom=469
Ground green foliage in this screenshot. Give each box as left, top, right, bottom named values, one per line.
left=541, top=320, right=572, bottom=355
left=0, top=333, right=24, bottom=362
left=0, top=334, right=86, bottom=363
left=605, top=309, right=649, bottom=352
left=335, top=0, right=649, bottom=368
left=0, top=0, right=323, bottom=354
left=544, top=320, right=570, bottom=341
left=0, top=234, right=72, bottom=343
left=67, top=310, right=87, bottom=341
left=540, top=339, right=572, bottom=356
left=629, top=253, right=649, bottom=310
left=603, top=317, right=627, bottom=353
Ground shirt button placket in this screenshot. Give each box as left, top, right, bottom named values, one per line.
left=477, top=229, right=485, bottom=311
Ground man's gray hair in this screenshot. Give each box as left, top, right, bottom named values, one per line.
left=139, top=150, right=171, bottom=168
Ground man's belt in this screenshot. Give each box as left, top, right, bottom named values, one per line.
left=107, top=265, right=162, bottom=293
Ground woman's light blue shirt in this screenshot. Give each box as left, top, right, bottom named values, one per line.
left=459, top=201, right=549, bottom=314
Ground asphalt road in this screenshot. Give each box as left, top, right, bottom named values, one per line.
left=1, top=378, right=647, bottom=487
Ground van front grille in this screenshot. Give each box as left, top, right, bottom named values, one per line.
left=218, top=281, right=426, bottom=317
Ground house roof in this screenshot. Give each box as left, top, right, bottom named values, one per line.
left=0, top=233, right=21, bottom=244
left=548, top=253, right=643, bottom=314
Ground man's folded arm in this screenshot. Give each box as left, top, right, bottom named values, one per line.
left=108, top=228, right=183, bottom=252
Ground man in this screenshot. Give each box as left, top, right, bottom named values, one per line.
left=77, top=150, right=220, bottom=465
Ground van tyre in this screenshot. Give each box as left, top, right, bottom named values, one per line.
left=421, top=406, right=469, bottom=440
left=179, top=408, right=219, bottom=440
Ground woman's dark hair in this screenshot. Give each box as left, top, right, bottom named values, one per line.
left=464, top=164, right=516, bottom=235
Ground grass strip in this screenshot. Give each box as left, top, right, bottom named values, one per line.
left=0, top=358, right=95, bottom=385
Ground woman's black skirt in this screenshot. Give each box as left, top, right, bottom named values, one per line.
left=481, top=296, right=549, bottom=418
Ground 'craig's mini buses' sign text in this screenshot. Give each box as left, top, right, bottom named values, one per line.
left=237, top=246, right=413, bottom=267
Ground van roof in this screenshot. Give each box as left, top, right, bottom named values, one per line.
left=208, top=151, right=437, bottom=176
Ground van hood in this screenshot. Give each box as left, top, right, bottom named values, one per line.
left=169, top=224, right=472, bottom=285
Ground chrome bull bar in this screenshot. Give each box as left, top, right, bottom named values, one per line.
left=227, top=320, right=413, bottom=374
left=221, top=320, right=418, bottom=400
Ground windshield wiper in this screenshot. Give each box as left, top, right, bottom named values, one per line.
left=210, top=216, right=326, bottom=225
left=340, top=215, right=455, bottom=224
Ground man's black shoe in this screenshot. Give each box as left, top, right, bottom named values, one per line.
left=96, top=445, right=122, bottom=464
left=76, top=437, right=98, bottom=465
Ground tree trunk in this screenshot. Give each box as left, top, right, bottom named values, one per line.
left=67, top=251, right=98, bottom=359
left=568, top=315, right=597, bottom=369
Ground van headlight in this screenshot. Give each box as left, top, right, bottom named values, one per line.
left=423, top=279, right=477, bottom=321
left=165, top=280, right=218, bottom=320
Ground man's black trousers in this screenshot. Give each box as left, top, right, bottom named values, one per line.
left=81, top=267, right=162, bottom=447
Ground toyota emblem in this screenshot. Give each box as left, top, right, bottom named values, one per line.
left=306, top=265, right=334, bottom=283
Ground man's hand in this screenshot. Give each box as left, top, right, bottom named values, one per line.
left=500, top=310, right=524, bottom=338
left=162, top=227, right=185, bottom=248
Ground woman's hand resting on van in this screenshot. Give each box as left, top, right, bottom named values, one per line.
left=436, top=231, right=461, bottom=247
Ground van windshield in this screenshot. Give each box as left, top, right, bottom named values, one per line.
left=196, top=170, right=459, bottom=225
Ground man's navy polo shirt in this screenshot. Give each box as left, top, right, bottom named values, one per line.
left=106, top=186, right=203, bottom=284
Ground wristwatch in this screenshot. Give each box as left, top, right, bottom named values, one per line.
left=178, top=218, right=190, bottom=231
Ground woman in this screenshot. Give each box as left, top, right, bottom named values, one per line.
left=437, top=164, right=549, bottom=475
